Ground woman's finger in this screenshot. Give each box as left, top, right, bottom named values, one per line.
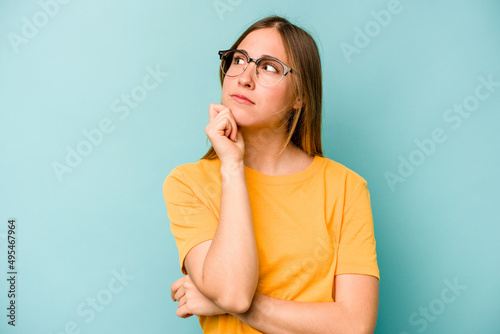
left=208, top=104, right=238, bottom=141
left=211, top=114, right=233, bottom=140
left=170, top=276, right=186, bottom=301
left=208, top=103, right=228, bottom=124
left=174, top=286, right=185, bottom=302
left=218, top=116, right=232, bottom=138
left=177, top=295, right=187, bottom=309
left=176, top=304, right=193, bottom=319
left=226, top=113, right=238, bottom=141
left=215, top=111, right=238, bottom=141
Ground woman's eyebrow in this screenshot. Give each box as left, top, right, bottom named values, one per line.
left=239, top=48, right=276, bottom=59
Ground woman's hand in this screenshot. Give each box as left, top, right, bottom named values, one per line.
left=171, top=275, right=227, bottom=318
left=205, top=103, right=245, bottom=165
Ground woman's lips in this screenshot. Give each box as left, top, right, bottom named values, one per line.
left=231, top=94, right=255, bottom=105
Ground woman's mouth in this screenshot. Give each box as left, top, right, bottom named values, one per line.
left=231, top=94, right=255, bottom=105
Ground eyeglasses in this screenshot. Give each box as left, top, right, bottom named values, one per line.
left=218, top=49, right=296, bottom=87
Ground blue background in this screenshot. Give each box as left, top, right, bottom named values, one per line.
left=1, top=0, right=499, bottom=333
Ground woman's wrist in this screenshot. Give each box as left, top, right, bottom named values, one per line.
left=220, top=160, right=245, bottom=182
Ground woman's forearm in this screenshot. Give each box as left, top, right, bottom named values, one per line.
left=200, top=161, right=258, bottom=313
left=233, top=294, right=373, bottom=334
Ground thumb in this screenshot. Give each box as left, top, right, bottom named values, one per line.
left=233, top=129, right=245, bottom=151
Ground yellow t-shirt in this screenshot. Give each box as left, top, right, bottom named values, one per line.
left=163, top=155, right=379, bottom=333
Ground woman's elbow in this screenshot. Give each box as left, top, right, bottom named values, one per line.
left=215, top=291, right=253, bottom=314
left=349, top=318, right=376, bottom=334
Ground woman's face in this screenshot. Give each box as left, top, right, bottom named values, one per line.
left=221, top=28, right=297, bottom=130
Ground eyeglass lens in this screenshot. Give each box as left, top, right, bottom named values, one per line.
left=221, top=51, right=285, bottom=86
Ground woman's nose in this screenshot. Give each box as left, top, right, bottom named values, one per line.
left=238, top=62, right=256, bottom=88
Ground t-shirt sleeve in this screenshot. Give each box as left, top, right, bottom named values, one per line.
left=163, top=168, right=218, bottom=275
left=336, top=180, right=380, bottom=280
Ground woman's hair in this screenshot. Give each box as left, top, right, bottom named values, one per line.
left=201, top=15, right=323, bottom=160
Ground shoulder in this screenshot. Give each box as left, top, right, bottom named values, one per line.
left=316, top=155, right=367, bottom=187
left=314, top=155, right=370, bottom=202
left=163, top=158, right=221, bottom=194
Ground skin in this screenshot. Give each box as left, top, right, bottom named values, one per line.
left=171, top=27, right=379, bottom=333
left=220, top=27, right=312, bottom=175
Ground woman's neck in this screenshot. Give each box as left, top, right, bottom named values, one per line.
left=240, top=126, right=310, bottom=176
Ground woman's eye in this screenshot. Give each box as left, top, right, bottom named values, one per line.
left=262, top=63, right=279, bottom=73
left=233, top=57, right=245, bottom=65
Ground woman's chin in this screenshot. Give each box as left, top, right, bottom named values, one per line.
left=225, top=105, right=246, bottom=122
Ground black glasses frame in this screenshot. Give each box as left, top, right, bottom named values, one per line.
left=218, top=49, right=296, bottom=86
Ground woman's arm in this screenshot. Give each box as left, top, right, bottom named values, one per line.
left=173, top=104, right=258, bottom=314
left=182, top=161, right=258, bottom=314
left=173, top=274, right=378, bottom=334
left=233, top=274, right=379, bottom=334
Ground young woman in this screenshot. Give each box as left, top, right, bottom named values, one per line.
left=164, top=16, right=380, bottom=333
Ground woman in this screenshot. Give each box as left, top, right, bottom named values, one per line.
left=164, top=16, right=380, bottom=333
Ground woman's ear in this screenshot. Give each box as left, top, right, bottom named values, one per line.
left=293, top=99, right=301, bottom=110
left=292, top=94, right=305, bottom=110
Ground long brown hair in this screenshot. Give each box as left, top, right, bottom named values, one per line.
left=201, top=16, right=323, bottom=160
